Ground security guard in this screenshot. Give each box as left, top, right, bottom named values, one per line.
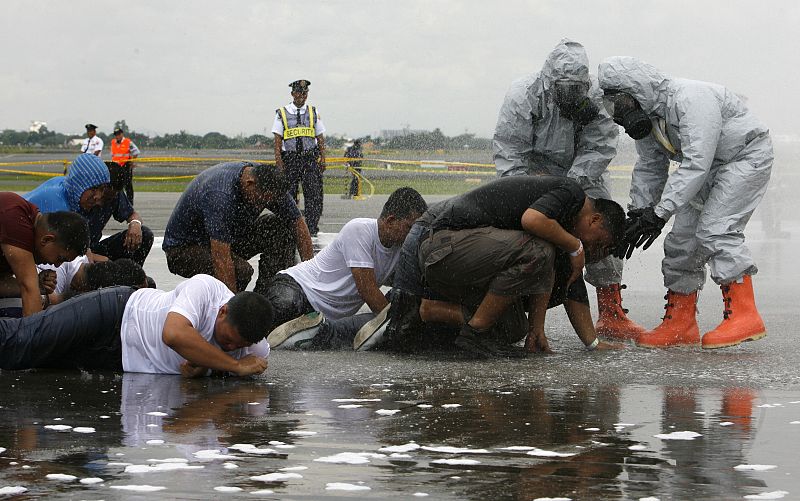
left=272, top=79, right=327, bottom=236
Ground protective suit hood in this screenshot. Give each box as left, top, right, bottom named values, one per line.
left=541, top=38, right=591, bottom=88
left=598, top=56, right=669, bottom=115
left=64, top=154, right=110, bottom=211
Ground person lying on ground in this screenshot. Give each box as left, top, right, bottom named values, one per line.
left=0, top=274, right=272, bottom=377
left=264, top=187, right=427, bottom=350
left=0, top=192, right=89, bottom=316
left=380, top=175, right=626, bottom=358
left=163, top=161, right=314, bottom=293
left=42, top=256, right=150, bottom=305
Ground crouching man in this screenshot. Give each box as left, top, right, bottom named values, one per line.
left=383, top=175, right=626, bottom=357
left=264, top=187, right=427, bottom=350
left=0, top=274, right=272, bottom=377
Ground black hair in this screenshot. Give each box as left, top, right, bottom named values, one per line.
left=225, top=291, right=274, bottom=344
left=591, top=198, right=626, bottom=244
left=43, top=211, right=89, bottom=255
left=252, top=163, right=289, bottom=194
left=85, top=259, right=147, bottom=290
left=379, top=187, right=427, bottom=220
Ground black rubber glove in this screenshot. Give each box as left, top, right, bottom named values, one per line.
left=622, top=207, right=666, bottom=258
left=612, top=208, right=647, bottom=259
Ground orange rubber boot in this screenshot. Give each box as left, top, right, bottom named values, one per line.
left=702, top=275, right=766, bottom=349
left=636, top=290, right=700, bottom=348
left=594, top=284, right=648, bottom=341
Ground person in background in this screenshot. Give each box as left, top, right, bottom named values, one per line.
left=343, top=139, right=364, bottom=199
left=81, top=123, right=104, bottom=157
left=273, top=79, right=327, bottom=236
left=109, top=126, right=140, bottom=202
left=599, top=56, right=773, bottom=349
left=493, top=38, right=645, bottom=342
left=0, top=192, right=89, bottom=316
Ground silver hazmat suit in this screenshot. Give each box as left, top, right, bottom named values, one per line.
left=598, top=56, right=773, bottom=293
left=493, top=38, right=622, bottom=287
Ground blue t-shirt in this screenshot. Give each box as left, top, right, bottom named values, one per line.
left=162, top=162, right=301, bottom=249
left=85, top=192, right=135, bottom=246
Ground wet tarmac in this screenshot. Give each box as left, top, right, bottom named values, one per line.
left=1, top=193, right=799, bottom=500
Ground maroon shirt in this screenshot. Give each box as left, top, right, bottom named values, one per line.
left=0, top=192, right=39, bottom=274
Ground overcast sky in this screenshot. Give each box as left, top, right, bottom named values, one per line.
left=2, top=1, right=798, bottom=138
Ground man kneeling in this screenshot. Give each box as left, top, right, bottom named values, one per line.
left=0, top=274, right=272, bottom=377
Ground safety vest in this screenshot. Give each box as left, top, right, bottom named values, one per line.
left=279, top=106, right=316, bottom=140
left=111, top=137, right=132, bottom=165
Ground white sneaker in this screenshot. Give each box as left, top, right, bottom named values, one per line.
left=353, top=304, right=390, bottom=351
left=267, top=311, right=324, bottom=350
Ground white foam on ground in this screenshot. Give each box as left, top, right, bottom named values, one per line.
left=44, top=425, right=72, bottom=431
left=413, top=493, right=429, bottom=497
left=791, top=421, right=800, bottom=424
left=744, top=492, right=790, bottom=500
left=526, top=448, right=577, bottom=458
left=251, top=489, right=274, bottom=495
left=720, top=421, right=735, bottom=426
left=214, top=486, right=244, bottom=492
left=379, top=443, right=420, bottom=453
left=331, top=398, right=381, bottom=403
left=79, top=478, right=104, bottom=485
left=376, top=409, right=401, bottom=416
left=250, top=472, right=303, bottom=482
left=422, top=446, right=489, bottom=454
left=654, top=431, right=702, bottom=440
left=110, top=484, right=167, bottom=492
left=73, top=427, right=96, bottom=434
left=532, top=498, right=572, bottom=501
left=125, top=463, right=204, bottom=473
left=147, top=458, right=188, bottom=463
left=441, top=404, right=462, bottom=408
left=106, top=462, right=134, bottom=467
left=735, top=464, right=778, bottom=471
left=145, top=439, right=165, bottom=445
left=248, top=402, right=261, bottom=406
left=0, top=487, right=27, bottom=495
left=287, top=430, right=317, bottom=436
left=279, top=466, right=308, bottom=471
left=584, top=427, right=600, bottom=431
left=370, top=383, right=393, bottom=387
left=146, top=411, right=168, bottom=416
left=498, top=446, right=534, bottom=451
left=46, top=474, right=77, bottom=481
left=431, top=458, right=481, bottom=465
left=100, top=415, right=110, bottom=419
left=628, top=445, right=648, bottom=451
left=639, top=498, right=660, bottom=501
left=389, top=453, right=412, bottom=458
left=338, top=404, right=363, bottom=409
left=314, top=452, right=385, bottom=464
left=325, top=483, right=370, bottom=491
left=614, top=423, right=636, bottom=427
left=417, top=404, right=433, bottom=408
left=223, top=462, right=239, bottom=469
left=228, top=444, right=277, bottom=455
left=193, top=450, right=238, bottom=460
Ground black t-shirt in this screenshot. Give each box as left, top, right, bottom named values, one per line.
left=426, top=175, right=585, bottom=232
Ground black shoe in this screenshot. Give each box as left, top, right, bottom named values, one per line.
left=454, top=324, right=527, bottom=359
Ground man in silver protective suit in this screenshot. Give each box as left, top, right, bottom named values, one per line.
left=493, top=38, right=645, bottom=342
left=598, top=56, right=773, bottom=349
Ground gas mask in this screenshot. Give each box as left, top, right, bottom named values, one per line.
left=602, top=91, right=652, bottom=140
left=554, top=80, right=599, bottom=126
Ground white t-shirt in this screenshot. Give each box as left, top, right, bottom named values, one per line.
left=38, top=255, right=89, bottom=295
left=81, top=136, right=104, bottom=156
left=271, top=102, right=327, bottom=150
left=282, top=218, right=399, bottom=319
left=120, top=274, right=270, bottom=374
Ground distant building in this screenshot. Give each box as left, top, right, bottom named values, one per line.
left=29, top=121, right=47, bottom=133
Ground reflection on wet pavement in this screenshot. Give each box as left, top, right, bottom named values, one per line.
left=1, top=366, right=798, bottom=500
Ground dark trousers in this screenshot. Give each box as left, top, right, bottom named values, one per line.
left=283, top=151, right=323, bottom=234
left=165, top=214, right=296, bottom=293
left=109, top=162, right=135, bottom=203
left=0, top=287, right=135, bottom=371
left=92, top=226, right=155, bottom=267
left=348, top=168, right=362, bottom=196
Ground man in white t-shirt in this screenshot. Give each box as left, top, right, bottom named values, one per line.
left=40, top=256, right=148, bottom=305
left=264, top=187, right=427, bottom=350
left=81, top=124, right=104, bottom=157
left=0, top=274, right=272, bottom=377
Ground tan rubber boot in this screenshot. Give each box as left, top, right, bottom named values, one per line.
left=595, top=284, right=648, bottom=342
left=636, top=290, right=701, bottom=348
left=702, top=275, right=766, bottom=349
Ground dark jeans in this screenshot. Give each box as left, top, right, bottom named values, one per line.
left=92, top=226, right=155, bottom=267
left=165, top=214, right=297, bottom=293
left=283, top=151, right=323, bottom=235
left=261, top=273, right=315, bottom=330
left=348, top=168, right=362, bottom=196
left=109, top=162, right=135, bottom=203
left=313, top=313, right=374, bottom=350
left=0, top=287, right=135, bottom=371
left=393, top=222, right=428, bottom=297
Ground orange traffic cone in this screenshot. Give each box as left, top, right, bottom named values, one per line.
left=595, top=284, right=647, bottom=341
left=637, top=290, right=700, bottom=348
left=702, top=275, right=766, bottom=349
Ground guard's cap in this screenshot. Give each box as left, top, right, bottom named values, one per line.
left=113, top=127, right=124, bottom=134
left=289, top=79, right=311, bottom=92
left=85, top=123, right=97, bottom=130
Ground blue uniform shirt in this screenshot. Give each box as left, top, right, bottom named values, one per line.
left=162, top=162, right=301, bottom=249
